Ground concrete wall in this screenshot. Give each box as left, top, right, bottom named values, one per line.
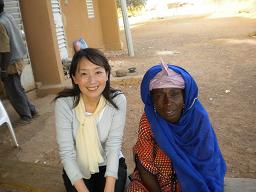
left=61, top=0, right=104, bottom=57
left=60, top=0, right=122, bottom=57
left=99, top=0, right=122, bottom=50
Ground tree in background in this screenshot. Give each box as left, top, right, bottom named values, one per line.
left=116, top=0, right=148, bottom=16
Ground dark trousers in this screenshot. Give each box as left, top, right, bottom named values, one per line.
left=63, top=158, right=127, bottom=192
left=3, top=73, right=36, bottom=119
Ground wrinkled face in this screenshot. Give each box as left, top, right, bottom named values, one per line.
left=151, top=88, right=184, bottom=123
left=72, top=57, right=108, bottom=101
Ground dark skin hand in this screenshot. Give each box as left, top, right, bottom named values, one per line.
left=0, top=52, right=10, bottom=81
left=135, top=156, right=161, bottom=192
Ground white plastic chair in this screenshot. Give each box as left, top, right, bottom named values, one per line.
left=0, top=100, right=19, bottom=147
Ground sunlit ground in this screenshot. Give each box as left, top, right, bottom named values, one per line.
left=207, top=1, right=256, bottom=19
left=119, top=0, right=256, bottom=29
left=216, top=38, right=256, bottom=44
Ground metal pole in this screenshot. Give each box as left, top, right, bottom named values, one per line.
left=120, top=0, right=135, bottom=56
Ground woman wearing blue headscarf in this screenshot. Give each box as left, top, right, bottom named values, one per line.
left=127, top=63, right=226, bottom=192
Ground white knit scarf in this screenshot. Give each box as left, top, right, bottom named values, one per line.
left=75, top=95, right=106, bottom=179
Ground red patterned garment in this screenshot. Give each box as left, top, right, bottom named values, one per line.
left=127, top=113, right=181, bottom=192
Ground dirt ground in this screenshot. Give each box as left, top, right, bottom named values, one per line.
left=112, top=13, right=256, bottom=178
left=0, top=11, right=255, bottom=183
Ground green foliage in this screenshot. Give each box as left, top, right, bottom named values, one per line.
left=116, top=0, right=147, bottom=16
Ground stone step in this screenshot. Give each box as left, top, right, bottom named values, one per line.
left=224, top=177, right=256, bottom=192
left=0, top=158, right=64, bottom=192
left=0, top=158, right=256, bottom=191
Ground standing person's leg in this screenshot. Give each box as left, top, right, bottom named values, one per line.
left=16, top=60, right=38, bottom=116
left=24, top=88, right=37, bottom=116
left=14, top=74, right=37, bottom=116
left=3, top=74, right=34, bottom=120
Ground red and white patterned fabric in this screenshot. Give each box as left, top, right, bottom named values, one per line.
left=127, top=113, right=181, bottom=192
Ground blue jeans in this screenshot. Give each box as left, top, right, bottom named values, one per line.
left=2, top=73, right=36, bottom=119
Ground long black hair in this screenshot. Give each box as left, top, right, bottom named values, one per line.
left=0, top=0, right=4, bottom=13
left=54, top=48, right=120, bottom=109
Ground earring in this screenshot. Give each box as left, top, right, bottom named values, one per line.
left=153, top=106, right=156, bottom=113
left=182, top=104, right=185, bottom=113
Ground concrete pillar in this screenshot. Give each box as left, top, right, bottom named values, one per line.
left=98, top=0, right=122, bottom=50
left=19, top=0, right=65, bottom=96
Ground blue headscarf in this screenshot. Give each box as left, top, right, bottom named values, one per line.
left=141, top=64, right=226, bottom=192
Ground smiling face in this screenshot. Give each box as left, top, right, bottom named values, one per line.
left=72, top=57, right=108, bottom=102
left=151, top=88, right=184, bottom=123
